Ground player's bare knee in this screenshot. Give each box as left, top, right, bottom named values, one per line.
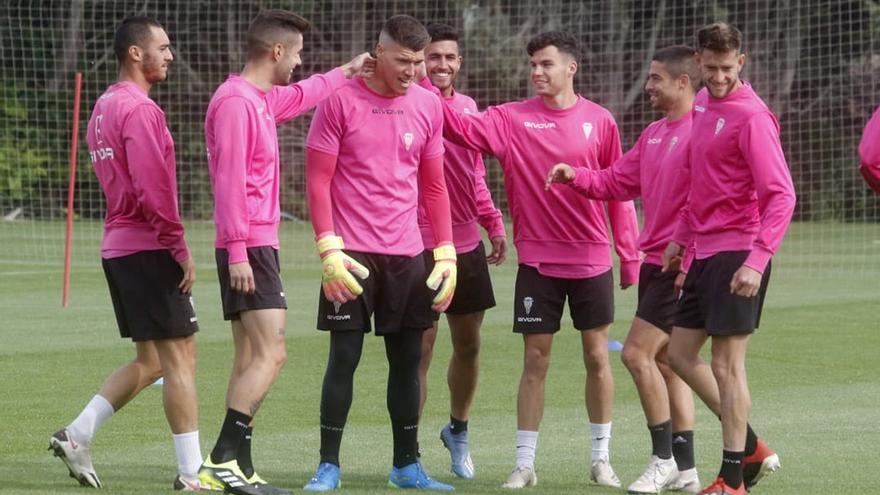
left=656, top=358, right=676, bottom=381
left=453, top=338, right=479, bottom=363
left=620, top=344, right=650, bottom=373
left=582, top=346, right=610, bottom=374
left=523, top=349, right=550, bottom=379
left=666, top=346, right=692, bottom=376
left=270, top=345, right=288, bottom=371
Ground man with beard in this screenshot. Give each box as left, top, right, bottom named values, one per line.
left=50, top=16, right=205, bottom=491
left=199, top=9, right=372, bottom=495
left=417, top=22, right=507, bottom=481
left=545, top=45, right=703, bottom=494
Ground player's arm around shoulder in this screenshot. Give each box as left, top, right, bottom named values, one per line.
left=269, top=52, right=374, bottom=123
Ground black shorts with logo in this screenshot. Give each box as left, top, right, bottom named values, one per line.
left=635, top=263, right=679, bottom=333
left=674, top=251, right=771, bottom=335
left=423, top=242, right=496, bottom=320
left=216, top=246, right=287, bottom=321
left=512, top=264, right=614, bottom=333
left=102, top=250, right=199, bottom=342
left=317, top=251, right=433, bottom=335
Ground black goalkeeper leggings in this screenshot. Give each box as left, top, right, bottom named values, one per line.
left=319, top=330, right=423, bottom=467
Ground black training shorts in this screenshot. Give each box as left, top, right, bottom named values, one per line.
left=674, top=251, right=771, bottom=335
left=317, top=251, right=433, bottom=335
left=216, top=246, right=287, bottom=321
left=512, top=264, right=614, bottom=333
left=102, top=250, right=198, bottom=342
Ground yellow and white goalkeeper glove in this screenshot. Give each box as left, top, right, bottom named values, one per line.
left=317, top=235, right=370, bottom=303
left=426, top=244, right=457, bottom=312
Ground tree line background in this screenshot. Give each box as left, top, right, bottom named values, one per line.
left=1, top=0, right=878, bottom=224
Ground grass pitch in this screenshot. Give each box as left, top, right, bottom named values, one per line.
left=0, top=221, right=877, bottom=493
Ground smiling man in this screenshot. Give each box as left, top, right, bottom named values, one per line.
left=545, top=45, right=702, bottom=494
left=662, top=22, right=795, bottom=495
left=302, top=14, right=455, bottom=492
left=419, top=31, right=640, bottom=489
left=200, top=9, right=372, bottom=495
left=416, top=22, right=507, bottom=481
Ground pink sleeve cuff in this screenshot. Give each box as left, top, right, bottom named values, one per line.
left=226, top=240, right=248, bottom=264
left=620, top=260, right=641, bottom=286
left=743, top=246, right=772, bottom=273
left=486, top=218, right=506, bottom=240
left=171, top=244, right=191, bottom=263
left=569, top=167, right=592, bottom=195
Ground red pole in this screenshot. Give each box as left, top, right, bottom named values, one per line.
left=63, top=72, right=83, bottom=308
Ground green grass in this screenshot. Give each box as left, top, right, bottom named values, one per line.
left=0, top=221, right=878, bottom=493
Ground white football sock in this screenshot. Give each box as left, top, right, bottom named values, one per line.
left=515, top=430, right=539, bottom=469
left=590, top=422, right=612, bottom=462
left=68, top=395, right=114, bottom=445
left=172, top=430, right=203, bottom=478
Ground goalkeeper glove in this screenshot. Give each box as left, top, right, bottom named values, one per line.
left=426, top=244, right=457, bottom=312
left=317, top=234, right=370, bottom=303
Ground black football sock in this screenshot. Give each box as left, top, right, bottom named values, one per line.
left=209, top=408, right=252, bottom=465
left=744, top=424, right=758, bottom=457
left=237, top=426, right=255, bottom=478
left=449, top=416, right=468, bottom=435
left=318, top=331, right=364, bottom=466
left=648, top=420, right=673, bottom=459
left=385, top=330, right=422, bottom=468
left=672, top=430, right=695, bottom=471
left=719, top=450, right=744, bottom=488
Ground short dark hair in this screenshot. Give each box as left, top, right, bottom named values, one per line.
left=427, top=23, right=459, bottom=43
left=381, top=15, right=430, bottom=51
left=247, top=9, right=310, bottom=59
left=114, top=16, right=164, bottom=64
left=527, top=31, right=580, bottom=60
left=652, top=45, right=701, bottom=91
left=695, top=22, right=742, bottom=53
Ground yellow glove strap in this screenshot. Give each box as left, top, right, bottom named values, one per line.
left=316, top=235, right=344, bottom=255
left=433, top=244, right=456, bottom=262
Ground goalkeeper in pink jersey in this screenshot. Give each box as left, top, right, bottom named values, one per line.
left=859, top=105, right=880, bottom=193
left=416, top=23, right=508, bottom=481
left=546, top=45, right=702, bottom=493
left=661, top=23, right=796, bottom=495
left=419, top=31, right=641, bottom=489
left=200, top=10, right=372, bottom=495
left=49, top=17, right=205, bottom=490
left=303, top=15, right=456, bottom=492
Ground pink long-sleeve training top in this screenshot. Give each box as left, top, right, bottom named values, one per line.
left=674, top=84, right=796, bottom=273
left=87, top=81, right=190, bottom=262
left=306, top=78, right=450, bottom=256
left=424, top=79, right=641, bottom=283
left=205, top=68, right=347, bottom=264
left=568, top=112, right=693, bottom=266
left=858, top=105, right=880, bottom=193
left=417, top=90, right=505, bottom=253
